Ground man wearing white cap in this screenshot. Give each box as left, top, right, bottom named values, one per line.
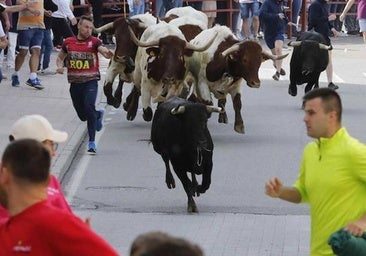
left=0, top=114, right=72, bottom=223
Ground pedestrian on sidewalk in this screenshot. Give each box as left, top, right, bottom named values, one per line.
left=340, top=0, right=366, bottom=44
left=38, top=0, right=58, bottom=75
left=56, top=15, right=113, bottom=154
left=0, top=114, right=72, bottom=224
left=235, top=0, right=260, bottom=40
left=0, top=139, right=119, bottom=255
left=259, top=0, right=296, bottom=81
left=265, top=88, right=366, bottom=256
left=11, top=0, right=45, bottom=89
left=308, top=0, right=339, bottom=90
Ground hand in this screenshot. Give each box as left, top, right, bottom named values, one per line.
left=104, top=49, right=114, bottom=59
left=265, top=177, right=283, bottom=198
left=70, top=17, right=77, bottom=26
left=344, top=220, right=366, bottom=237
left=56, top=67, right=64, bottom=74
left=331, top=28, right=338, bottom=37
left=278, top=13, right=285, bottom=19
left=328, top=14, right=337, bottom=21
left=339, top=13, right=345, bottom=22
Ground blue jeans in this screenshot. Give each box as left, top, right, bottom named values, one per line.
left=40, top=29, right=53, bottom=70
left=69, top=80, right=100, bottom=142
left=292, top=0, right=302, bottom=33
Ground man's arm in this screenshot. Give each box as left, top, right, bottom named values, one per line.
left=98, top=45, right=114, bottom=59
left=265, top=177, right=302, bottom=203
left=56, top=51, right=68, bottom=74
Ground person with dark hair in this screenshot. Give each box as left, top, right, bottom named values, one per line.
left=56, top=15, right=113, bottom=154
left=265, top=88, right=366, bottom=256
left=308, top=0, right=339, bottom=90
left=0, top=139, right=119, bottom=255
left=130, top=231, right=204, bottom=256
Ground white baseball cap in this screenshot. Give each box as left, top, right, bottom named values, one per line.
left=10, top=115, right=68, bottom=143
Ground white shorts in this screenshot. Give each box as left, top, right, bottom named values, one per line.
left=359, top=19, right=366, bottom=32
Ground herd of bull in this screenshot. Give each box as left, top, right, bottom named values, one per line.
left=95, top=7, right=332, bottom=212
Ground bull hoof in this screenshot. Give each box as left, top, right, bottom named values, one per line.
left=143, top=107, right=153, bottom=122
left=234, top=123, right=245, bottom=134
left=166, top=177, right=175, bottom=189
left=106, top=97, right=116, bottom=107
left=113, top=101, right=121, bottom=108
left=218, top=113, right=228, bottom=124
left=123, top=102, right=129, bottom=112
left=126, top=110, right=137, bottom=121
left=288, top=86, right=297, bottom=97
left=187, top=200, right=198, bottom=213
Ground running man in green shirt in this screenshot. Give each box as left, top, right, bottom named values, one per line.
left=265, top=88, right=366, bottom=256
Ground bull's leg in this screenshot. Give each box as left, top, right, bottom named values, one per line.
left=218, top=98, right=228, bottom=124
left=141, top=86, right=153, bottom=122
left=126, top=87, right=140, bottom=121
left=103, top=81, right=117, bottom=106
left=112, top=79, right=124, bottom=109
left=288, top=82, right=297, bottom=97
left=232, top=93, right=244, bottom=134
left=163, top=156, right=175, bottom=189
left=198, top=160, right=212, bottom=194
left=305, top=82, right=314, bottom=94
left=174, top=168, right=198, bottom=213
left=191, top=173, right=200, bottom=197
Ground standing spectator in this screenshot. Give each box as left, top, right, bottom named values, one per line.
left=0, top=114, right=72, bottom=224
left=202, top=0, right=216, bottom=28
left=308, top=0, right=339, bottom=90
left=340, top=0, right=366, bottom=43
left=6, top=0, right=18, bottom=70
left=56, top=15, right=113, bottom=153
left=11, top=0, right=44, bottom=89
left=0, top=139, right=119, bottom=255
left=51, top=0, right=77, bottom=50
left=38, top=0, right=58, bottom=75
left=236, top=0, right=260, bottom=40
left=128, top=0, right=145, bottom=16
left=259, top=0, right=295, bottom=80
left=265, top=88, right=366, bottom=256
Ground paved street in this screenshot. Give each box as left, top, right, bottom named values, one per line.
left=0, top=34, right=365, bottom=256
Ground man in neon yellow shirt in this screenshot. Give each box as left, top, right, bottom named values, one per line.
left=265, top=88, right=366, bottom=256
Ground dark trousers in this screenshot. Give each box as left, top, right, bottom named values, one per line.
left=69, top=80, right=99, bottom=142
left=51, top=17, right=74, bottom=47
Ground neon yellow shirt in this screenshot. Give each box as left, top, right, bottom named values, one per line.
left=293, top=127, right=366, bottom=256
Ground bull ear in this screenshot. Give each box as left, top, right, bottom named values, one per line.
left=171, top=105, right=185, bottom=115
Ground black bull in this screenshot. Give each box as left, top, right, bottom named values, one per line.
left=288, top=31, right=331, bottom=97
left=150, top=97, right=222, bottom=213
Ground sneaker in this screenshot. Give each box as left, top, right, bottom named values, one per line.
left=328, top=82, right=339, bottom=90
left=26, top=77, right=44, bottom=90
left=88, top=141, right=97, bottom=154
left=272, top=71, right=280, bottom=81
left=96, top=109, right=104, bottom=132
left=11, top=74, right=20, bottom=87
left=38, top=68, right=56, bottom=76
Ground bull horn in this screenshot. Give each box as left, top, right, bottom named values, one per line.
left=171, top=105, right=185, bottom=115
left=206, top=106, right=224, bottom=113
left=288, top=41, right=302, bottom=47
left=262, top=51, right=289, bottom=60
left=319, top=43, right=332, bottom=50
left=185, top=31, right=217, bottom=52
left=128, top=26, right=159, bottom=47
left=94, top=22, right=113, bottom=34
left=221, top=43, right=240, bottom=57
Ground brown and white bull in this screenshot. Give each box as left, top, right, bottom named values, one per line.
left=131, top=22, right=216, bottom=122
left=94, top=14, right=156, bottom=120
left=188, top=25, right=288, bottom=133
left=165, top=6, right=208, bottom=28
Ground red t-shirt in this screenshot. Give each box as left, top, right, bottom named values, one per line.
left=0, top=175, right=72, bottom=223
left=0, top=201, right=119, bottom=255
left=62, top=35, right=102, bottom=83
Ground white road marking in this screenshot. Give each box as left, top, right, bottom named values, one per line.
left=66, top=127, right=105, bottom=204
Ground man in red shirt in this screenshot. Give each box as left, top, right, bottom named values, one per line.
left=0, top=139, right=119, bottom=255
left=56, top=15, right=114, bottom=154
